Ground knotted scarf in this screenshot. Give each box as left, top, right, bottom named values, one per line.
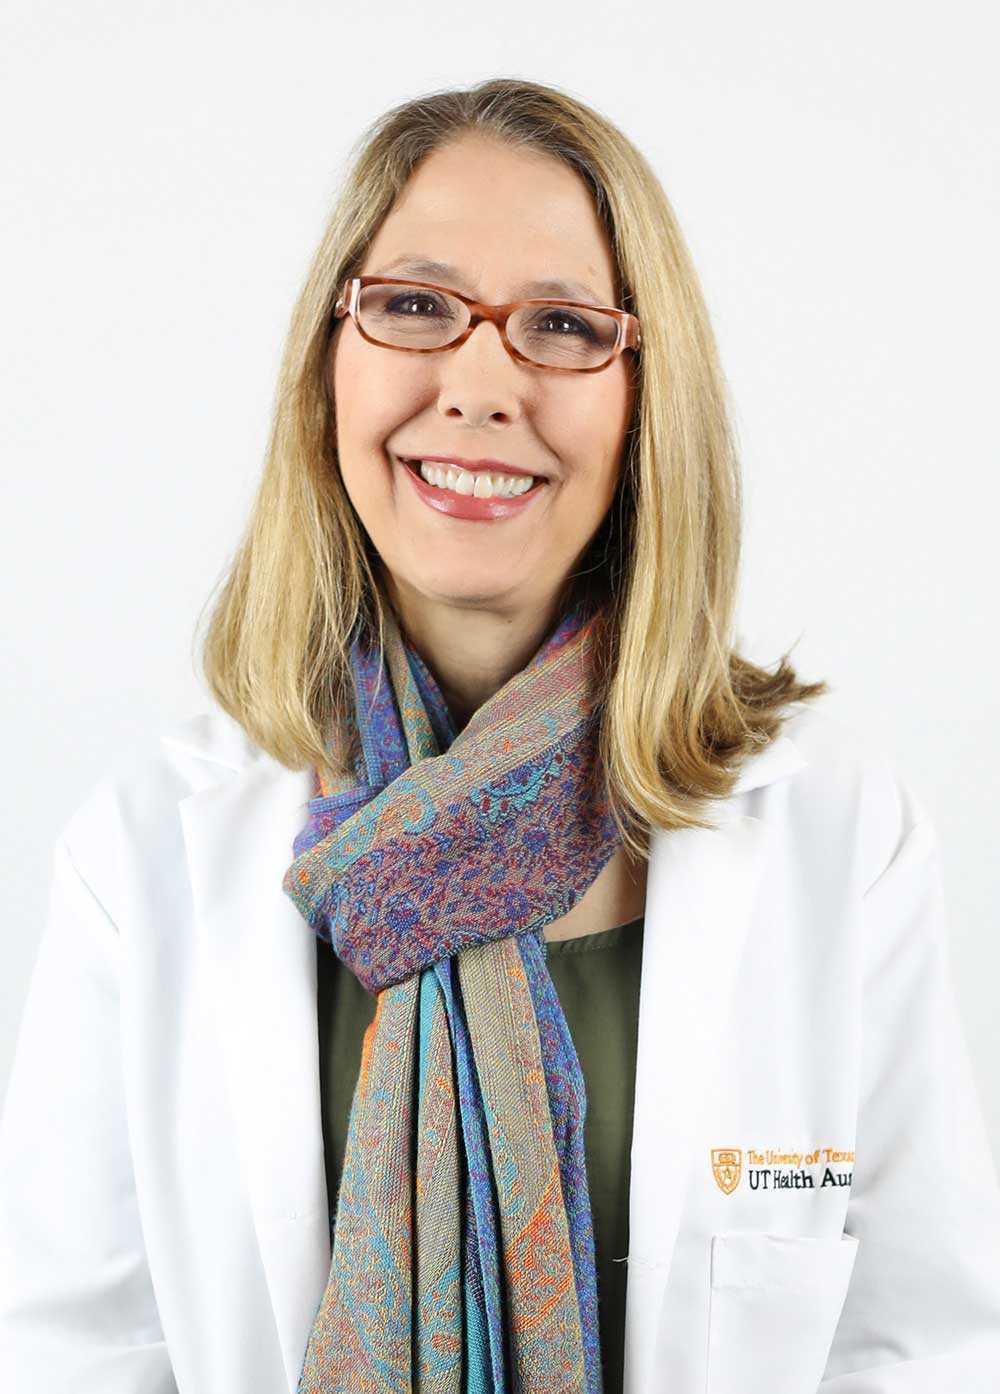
left=282, top=599, right=623, bottom=1393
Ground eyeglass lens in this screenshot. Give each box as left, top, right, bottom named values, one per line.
left=356, top=282, right=621, bottom=369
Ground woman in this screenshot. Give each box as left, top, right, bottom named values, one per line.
left=2, top=78, right=998, bottom=1394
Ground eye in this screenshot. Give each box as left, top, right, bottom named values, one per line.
left=385, top=292, right=452, bottom=318
left=531, top=308, right=597, bottom=340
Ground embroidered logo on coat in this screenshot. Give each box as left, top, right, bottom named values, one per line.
left=711, top=1145, right=855, bottom=1193
left=711, top=1148, right=742, bottom=1194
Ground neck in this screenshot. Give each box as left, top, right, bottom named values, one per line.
left=383, top=578, right=569, bottom=730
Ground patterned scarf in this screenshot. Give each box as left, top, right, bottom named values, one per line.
left=282, top=599, right=622, bottom=1393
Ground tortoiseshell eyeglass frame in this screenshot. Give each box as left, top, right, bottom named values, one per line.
left=331, top=275, right=642, bottom=374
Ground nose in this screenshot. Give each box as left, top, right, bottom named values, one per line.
left=435, top=317, right=527, bottom=425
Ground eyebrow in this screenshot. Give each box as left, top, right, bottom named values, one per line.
left=368, top=255, right=608, bottom=306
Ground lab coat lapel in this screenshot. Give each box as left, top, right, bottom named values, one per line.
left=624, top=733, right=807, bottom=1394
left=178, top=755, right=330, bottom=1394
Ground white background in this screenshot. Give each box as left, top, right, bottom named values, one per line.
left=2, top=1, right=997, bottom=1160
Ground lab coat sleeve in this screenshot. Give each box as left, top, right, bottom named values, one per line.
left=0, top=835, right=177, bottom=1394
left=819, top=799, right=1000, bottom=1390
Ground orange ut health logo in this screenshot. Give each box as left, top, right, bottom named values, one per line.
left=712, top=1148, right=742, bottom=1194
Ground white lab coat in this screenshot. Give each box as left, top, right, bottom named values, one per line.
left=1, top=698, right=999, bottom=1393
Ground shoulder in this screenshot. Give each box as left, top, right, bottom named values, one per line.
left=57, top=704, right=269, bottom=911
left=747, top=698, right=932, bottom=896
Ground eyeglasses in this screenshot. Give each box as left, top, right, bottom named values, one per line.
left=332, top=276, right=641, bottom=374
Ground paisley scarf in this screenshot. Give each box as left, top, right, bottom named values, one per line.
left=282, top=600, right=622, bottom=1393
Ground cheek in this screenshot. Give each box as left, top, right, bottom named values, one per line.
left=333, top=337, right=380, bottom=440
left=332, top=346, right=412, bottom=493
left=560, top=387, right=630, bottom=508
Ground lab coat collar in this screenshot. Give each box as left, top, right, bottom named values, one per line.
left=168, top=709, right=807, bottom=1393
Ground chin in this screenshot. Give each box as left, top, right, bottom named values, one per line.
left=406, top=572, right=520, bottom=610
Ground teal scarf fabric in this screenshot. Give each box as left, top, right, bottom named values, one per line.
left=283, top=601, right=622, bottom=1392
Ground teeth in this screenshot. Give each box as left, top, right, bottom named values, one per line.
left=412, top=459, right=536, bottom=498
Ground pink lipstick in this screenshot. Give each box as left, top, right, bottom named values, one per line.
left=394, top=454, right=548, bottom=522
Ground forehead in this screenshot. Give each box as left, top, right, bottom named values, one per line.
left=362, top=135, right=619, bottom=305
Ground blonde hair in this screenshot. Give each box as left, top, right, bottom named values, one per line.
left=194, top=76, right=829, bottom=861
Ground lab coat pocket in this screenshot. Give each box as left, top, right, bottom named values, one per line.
left=705, top=1231, right=859, bottom=1394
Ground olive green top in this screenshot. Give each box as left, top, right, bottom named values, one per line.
left=316, top=914, right=644, bottom=1394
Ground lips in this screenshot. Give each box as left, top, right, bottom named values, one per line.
left=394, top=451, right=547, bottom=522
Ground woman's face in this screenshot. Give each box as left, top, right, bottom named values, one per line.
left=329, top=132, right=635, bottom=621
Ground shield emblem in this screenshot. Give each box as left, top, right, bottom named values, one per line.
left=711, top=1147, right=742, bottom=1194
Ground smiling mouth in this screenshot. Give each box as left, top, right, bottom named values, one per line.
left=396, top=455, right=546, bottom=500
